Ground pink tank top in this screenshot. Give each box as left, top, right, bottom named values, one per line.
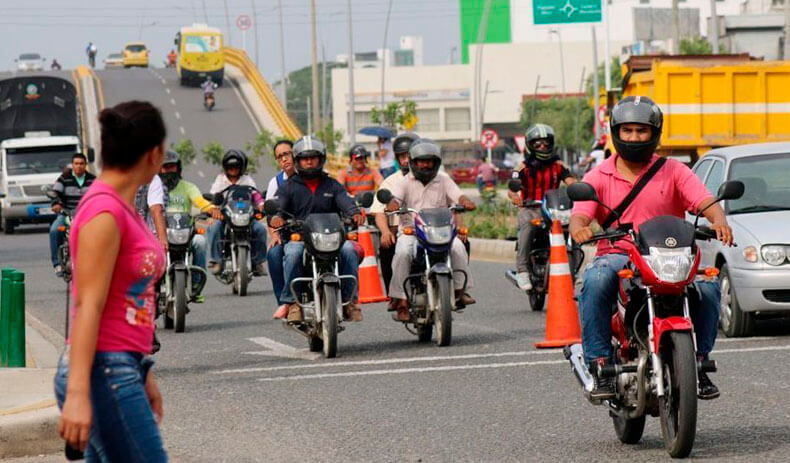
left=68, top=180, right=165, bottom=354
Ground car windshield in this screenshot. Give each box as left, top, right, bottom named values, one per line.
left=727, top=153, right=790, bottom=214
left=5, top=145, right=77, bottom=175
left=126, top=45, right=146, bottom=52
left=20, top=53, right=41, bottom=60
left=108, top=53, right=122, bottom=59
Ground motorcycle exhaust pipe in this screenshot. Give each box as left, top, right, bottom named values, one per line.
left=563, top=344, right=594, bottom=393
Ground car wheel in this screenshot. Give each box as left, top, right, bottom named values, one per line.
left=719, top=264, right=754, bottom=337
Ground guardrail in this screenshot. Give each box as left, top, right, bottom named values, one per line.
left=223, top=47, right=302, bottom=140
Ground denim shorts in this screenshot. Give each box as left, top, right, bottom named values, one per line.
left=54, top=349, right=167, bottom=462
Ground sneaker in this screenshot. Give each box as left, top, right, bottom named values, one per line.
left=192, top=295, right=204, bottom=304
left=345, top=304, right=363, bottom=322
left=516, top=272, right=532, bottom=291
left=208, top=262, right=222, bottom=275
left=287, top=304, right=303, bottom=323
left=273, top=304, right=289, bottom=319
left=54, top=264, right=64, bottom=278
left=253, top=262, right=268, bottom=277
left=589, top=358, right=616, bottom=401
left=698, top=371, right=720, bottom=400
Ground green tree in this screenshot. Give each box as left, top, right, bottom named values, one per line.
left=520, top=97, right=595, bottom=154
left=585, top=56, right=622, bottom=100
left=171, top=138, right=197, bottom=166
left=370, top=100, right=418, bottom=131
left=279, top=62, right=344, bottom=133
left=244, top=129, right=276, bottom=172
left=680, top=36, right=713, bottom=55
left=314, top=122, right=343, bottom=154
left=201, top=141, right=225, bottom=168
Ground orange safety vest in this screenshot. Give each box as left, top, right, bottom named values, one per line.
left=343, top=167, right=377, bottom=196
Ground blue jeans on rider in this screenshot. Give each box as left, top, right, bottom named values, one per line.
left=579, top=253, right=720, bottom=365
left=49, top=215, right=67, bottom=267
left=206, top=220, right=268, bottom=266
left=267, top=243, right=285, bottom=305
left=279, top=240, right=359, bottom=305
left=54, top=351, right=167, bottom=462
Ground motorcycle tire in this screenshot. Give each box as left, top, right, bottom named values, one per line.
left=321, top=285, right=339, bottom=358
left=417, top=323, right=433, bottom=342
left=174, top=271, right=187, bottom=333
left=529, top=290, right=545, bottom=312
left=613, top=414, right=646, bottom=445
left=164, top=302, right=174, bottom=329
left=236, top=246, right=249, bottom=297
left=308, top=335, right=324, bottom=352
left=659, top=331, right=697, bottom=458
left=434, top=275, right=453, bottom=347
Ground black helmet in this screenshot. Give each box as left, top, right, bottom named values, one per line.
left=525, top=124, right=555, bottom=162
left=222, top=149, right=247, bottom=175
left=162, top=149, right=182, bottom=174
left=348, top=144, right=370, bottom=160
left=409, top=139, right=442, bottom=184
left=392, top=132, right=419, bottom=154
left=293, top=136, right=326, bottom=179
left=609, top=95, right=663, bottom=163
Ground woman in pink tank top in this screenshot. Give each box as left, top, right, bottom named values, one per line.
left=54, top=101, right=169, bottom=461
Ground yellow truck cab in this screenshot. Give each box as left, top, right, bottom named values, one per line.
left=174, top=24, right=224, bottom=86
left=123, top=42, right=149, bottom=68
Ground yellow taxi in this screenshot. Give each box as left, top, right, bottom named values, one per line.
left=122, top=42, right=149, bottom=68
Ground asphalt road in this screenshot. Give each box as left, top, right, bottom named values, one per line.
left=5, top=227, right=790, bottom=462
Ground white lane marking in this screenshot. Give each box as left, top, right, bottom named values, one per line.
left=216, top=350, right=559, bottom=375
left=198, top=170, right=205, bottom=178
left=246, top=336, right=322, bottom=361
left=161, top=78, right=167, bottom=85
left=713, top=345, right=790, bottom=354
left=179, top=126, right=186, bottom=135
left=165, top=88, right=170, bottom=94
left=174, top=111, right=181, bottom=120
left=170, top=98, right=176, bottom=106
left=715, top=336, right=780, bottom=343
left=257, top=359, right=566, bottom=382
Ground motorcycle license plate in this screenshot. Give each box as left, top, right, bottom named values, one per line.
left=37, top=206, right=53, bottom=215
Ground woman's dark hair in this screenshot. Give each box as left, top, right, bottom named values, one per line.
left=99, top=101, right=166, bottom=170
left=272, top=139, right=293, bottom=155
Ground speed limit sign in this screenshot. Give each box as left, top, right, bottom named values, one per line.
left=236, top=14, right=252, bottom=31
left=480, top=129, right=499, bottom=149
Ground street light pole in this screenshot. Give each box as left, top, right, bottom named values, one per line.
left=672, top=0, right=680, bottom=54
left=278, top=0, right=287, bottom=105
left=709, top=0, right=719, bottom=54
left=251, top=0, right=260, bottom=69
left=223, top=0, right=233, bottom=47
left=474, top=0, right=493, bottom=138
left=310, top=0, right=321, bottom=132
left=550, top=29, right=566, bottom=95
left=346, top=0, right=356, bottom=145
left=592, top=26, right=600, bottom=139
left=784, top=0, right=790, bottom=59
left=603, top=0, right=611, bottom=91
left=380, top=0, right=393, bottom=120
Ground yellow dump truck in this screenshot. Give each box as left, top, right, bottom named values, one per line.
left=621, top=55, right=790, bottom=162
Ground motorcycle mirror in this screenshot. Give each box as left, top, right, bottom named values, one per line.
left=567, top=182, right=598, bottom=202
left=41, top=185, right=59, bottom=200
left=356, top=191, right=374, bottom=208
left=376, top=189, right=393, bottom=205
left=717, top=180, right=745, bottom=201
left=202, top=193, right=214, bottom=203
left=263, top=199, right=281, bottom=216
left=86, top=148, right=95, bottom=163
left=507, top=179, right=521, bottom=193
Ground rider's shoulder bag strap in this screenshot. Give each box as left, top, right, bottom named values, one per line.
left=601, top=157, right=667, bottom=230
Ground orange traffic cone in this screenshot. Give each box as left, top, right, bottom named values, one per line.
left=356, top=225, right=389, bottom=304
left=535, top=219, right=582, bottom=348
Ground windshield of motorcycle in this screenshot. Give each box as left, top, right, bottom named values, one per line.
left=224, top=185, right=255, bottom=214
left=416, top=208, right=453, bottom=228
left=303, top=213, right=344, bottom=235
left=636, top=215, right=696, bottom=253
left=303, top=213, right=345, bottom=254
left=542, top=188, right=572, bottom=224
left=165, top=212, right=191, bottom=230
left=416, top=208, right=455, bottom=246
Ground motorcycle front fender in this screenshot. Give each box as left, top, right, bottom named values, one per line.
left=428, top=262, right=452, bottom=278
left=652, top=316, right=693, bottom=354
left=317, top=273, right=340, bottom=286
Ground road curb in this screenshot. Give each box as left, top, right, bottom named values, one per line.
left=0, top=405, right=61, bottom=459
left=469, top=238, right=516, bottom=264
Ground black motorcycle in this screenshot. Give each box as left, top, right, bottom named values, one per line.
left=506, top=180, right=583, bottom=311
left=160, top=212, right=206, bottom=333
left=43, top=185, right=73, bottom=282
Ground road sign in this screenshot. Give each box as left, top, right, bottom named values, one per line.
left=236, top=14, right=252, bottom=31
left=597, top=105, right=607, bottom=125
left=533, top=0, right=601, bottom=25
left=480, top=129, right=499, bottom=149
left=513, top=135, right=526, bottom=153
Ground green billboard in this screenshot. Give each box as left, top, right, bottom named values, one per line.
left=459, top=0, right=512, bottom=64
left=533, top=0, right=602, bottom=24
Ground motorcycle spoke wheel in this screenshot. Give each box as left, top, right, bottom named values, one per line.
left=434, top=275, right=453, bottom=347
left=659, top=332, right=697, bottom=458
left=321, top=286, right=339, bottom=358
left=174, top=271, right=187, bottom=333
left=236, top=247, right=249, bottom=297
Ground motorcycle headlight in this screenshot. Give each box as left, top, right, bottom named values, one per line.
left=761, top=245, right=789, bottom=266
left=645, top=247, right=694, bottom=283
left=230, top=211, right=250, bottom=227
left=311, top=231, right=341, bottom=252
left=549, top=208, right=571, bottom=226
left=167, top=227, right=191, bottom=245
left=424, top=225, right=453, bottom=245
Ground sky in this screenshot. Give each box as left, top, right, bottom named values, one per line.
left=0, top=0, right=462, bottom=82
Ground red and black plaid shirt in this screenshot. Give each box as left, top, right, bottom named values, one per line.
left=514, top=159, right=572, bottom=201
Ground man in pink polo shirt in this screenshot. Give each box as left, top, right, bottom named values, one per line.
left=569, top=96, right=734, bottom=401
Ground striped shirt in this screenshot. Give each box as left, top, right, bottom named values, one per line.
left=513, top=158, right=571, bottom=201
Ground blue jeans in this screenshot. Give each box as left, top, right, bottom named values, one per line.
left=49, top=215, right=66, bottom=267
left=206, top=220, right=268, bottom=266
left=267, top=243, right=285, bottom=306
left=280, top=240, right=359, bottom=304
left=579, top=253, right=720, bottom=365
left=54, top=351, right=167, bottom=462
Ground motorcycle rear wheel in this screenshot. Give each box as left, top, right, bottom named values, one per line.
left=174, top=271, right=187, bottom=333
left=529, top=290, right=545, bottom=312
left=321, top=285, right=339, bottom=358
left=613, top=414, right=646, bottom=444
left=235, top=246, right=249, bottom=297
left=659, top=332, right=697, bottom=458
left=434, top=275, right=453, bottom=347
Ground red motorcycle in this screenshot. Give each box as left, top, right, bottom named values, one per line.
left=563, top=179, right=743, bottom=458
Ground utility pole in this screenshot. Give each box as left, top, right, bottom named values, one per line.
left=201, top=0, right=209, bottom=23
left=592, top=26, right=600, bottom=139
left=251, top=0, right=260, bottom=69
left=709, top=0, right=719, bottom=54
left=347, top=0, right=357, bottom=145
left=672, top=0, right=680, bottom=54
left=784, top=0, right=790, bottom=59
left=307, top=96, right=312, bottom=135
left=322, top=43, right=328, bottom=126
left=550, top=29, right=566, bottom=95
left=278, top=0, right=288, bottom=105
left=474, top=0, right=493, bottom=137
left=603, top=0, right=611, bottom=91
left=310, top=0, right=321, bottom=132
left=223, top=0, right=232, bottom=47
left=380, top=0, right=394, bottom=120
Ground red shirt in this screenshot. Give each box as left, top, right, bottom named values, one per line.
left=514, top=158, right=571, bottom=201
left=304, top=177, right=321, bottom=194
left=571, top=154, right=713, bottom=257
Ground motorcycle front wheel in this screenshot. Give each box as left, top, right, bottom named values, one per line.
left=613, top=414, right=646, bottom=445
left=173, top=270, right=187, bottom=333
left=434, top=275, right=453, bottom=347
left=235, top=246, right=249, bottom=296
left=529, top=290, right=545, bottom=312
left=320, top=285, right=339, bottom=358
left=659, top=331, right=697, bottom=458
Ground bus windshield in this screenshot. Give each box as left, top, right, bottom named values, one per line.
left=184, top=35, right=221, bottom=53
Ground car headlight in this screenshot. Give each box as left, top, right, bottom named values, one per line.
left=549, top=208, right=571, bottom=226
left=311, top=232, right=341, bottom=252
left=424, top=225, right=453, bottom=245
left=6, top=185, right=24, bottom=199
left=761, top=245, right=789, bottom=266
left=167, top=228, right=191, bottom=245
left=645, top=246, right=694, bottom=283
left=230, top=211, right=250, bottom=227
